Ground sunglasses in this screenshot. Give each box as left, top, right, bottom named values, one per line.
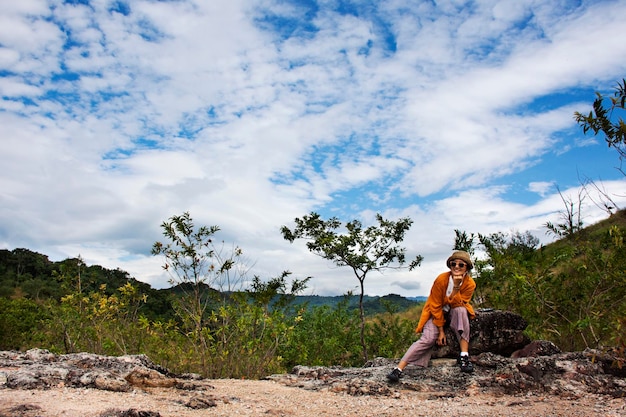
left=449, top=261, right=467, bottom=268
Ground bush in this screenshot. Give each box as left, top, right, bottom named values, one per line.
left=280, top=299, right=363, bottom=368
left=0, top=298, right=48, bottom=350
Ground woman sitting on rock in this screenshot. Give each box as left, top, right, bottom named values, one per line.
left=387, top=250, right=476, bottom=382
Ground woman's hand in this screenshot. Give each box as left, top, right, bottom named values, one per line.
left=452, top=274, right=463, bottom=288
left=437, top=328, right=447, bottom=346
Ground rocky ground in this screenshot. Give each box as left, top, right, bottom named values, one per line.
left=1, top=349, right=625, bottom=416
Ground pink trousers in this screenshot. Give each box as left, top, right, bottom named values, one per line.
left=400, top=306, right=471, bottom=367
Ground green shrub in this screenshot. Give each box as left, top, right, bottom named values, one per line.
left=280, top=299, right=363, bottom=368
left=0, top=297, right=48, bottom=350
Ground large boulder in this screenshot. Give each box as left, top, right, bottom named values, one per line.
left=431, top=309, right=531, bottom=358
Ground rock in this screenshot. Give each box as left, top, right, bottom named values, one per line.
left=95, top=374, right=132, bottom=392
left=4, top=403, right=43, bottom=417
left=126, top=369, right=176, bottom=388
left=185, top=396, right=218, bottom=409
left=511, top=340, right=561, bottom=358
left=268, top=348, right=626, bottom=398
left=469, top=309, right=532, bottom=355
left=0, top=349, right=183, bottom=391
left=429, top=310, right=566, bottom=364
left=99, top=409, right=162, bottom=417
left=1, top=342, right=624, bottom=404
left=432, top=309, right=531, bottom=358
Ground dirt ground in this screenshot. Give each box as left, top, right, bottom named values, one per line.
left=1, top=378, right=625, bottom=417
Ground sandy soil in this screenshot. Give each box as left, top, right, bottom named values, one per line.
left=1, top=379, right=624, bottom=417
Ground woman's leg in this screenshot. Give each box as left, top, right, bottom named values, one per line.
left=448, top=306, right=474, bottom=372
left=448, top=306, right=471, bottom=348
left=398, top=318, right=439, bottom=369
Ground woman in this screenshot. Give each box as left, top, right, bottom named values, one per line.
left=387, top=250, right=476, bottom=382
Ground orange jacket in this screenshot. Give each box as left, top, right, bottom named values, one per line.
left=415, top=271, right=476, bottom=333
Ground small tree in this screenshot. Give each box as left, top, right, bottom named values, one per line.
left=544, top=186, right=585, bottom=240
left=281, top=212, right=422, bottom=362
left=151, top=212, right=248, bottom=372
left=51, top=256, right=87, bottom=353
left=152, top=212, right=306, bottom=377
left=575, top=78, right=626, bottom=171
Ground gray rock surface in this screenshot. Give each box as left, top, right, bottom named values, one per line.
left=0, top=349, right=199, bottom=392
left=268, top=350, right=625, bottom=398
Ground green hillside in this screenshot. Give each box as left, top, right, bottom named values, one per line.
left=474, top=208, right=626, bottom=352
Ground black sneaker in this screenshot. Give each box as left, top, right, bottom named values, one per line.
left=458, top=354, right=474, bottom=373
left=386, top=368, right=403, bottom=382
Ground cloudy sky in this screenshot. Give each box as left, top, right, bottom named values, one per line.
left=2, top=0, right=626, bottom=297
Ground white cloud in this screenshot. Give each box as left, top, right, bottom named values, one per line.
left=1, top=0, right=626, bottom=297
left=528, top=181, right=555, bottom=197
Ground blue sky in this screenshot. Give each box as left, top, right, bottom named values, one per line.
left=1, top=0, right=626, bottom=297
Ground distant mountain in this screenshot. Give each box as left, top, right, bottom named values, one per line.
left=290, top=293, right=423, bottom=316
left=406, top=296, right=427, bottom=302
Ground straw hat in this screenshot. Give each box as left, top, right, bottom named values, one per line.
left=446, top=250, right=473, bottom=270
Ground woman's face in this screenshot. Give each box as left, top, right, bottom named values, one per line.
left=449, top=259, right=468, bottom=274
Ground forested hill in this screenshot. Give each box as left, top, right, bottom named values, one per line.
left=0, top=248, right=423, bottom=318
left=0, top=248, right=173, bottom=320
left=290, top=294, right=425, bottom=315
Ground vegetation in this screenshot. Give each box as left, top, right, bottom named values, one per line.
left=0, top=246, right=420, bottom=374
left=281, top=212, right=422, bottom=362
left=471, top=212, right=626, bottom=352
left=575, top=78, right=626, bottom=167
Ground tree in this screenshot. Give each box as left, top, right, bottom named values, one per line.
left=281, top=212, right=423, bottom=362
left=151, top=212, right=248, bottom=372
left=151, top=212, right=307, bottom=378
left=52, top=256, right=87, bottom=353
left=575, top=78, right=626, bottom=171
left=453, top=229, right=477, bottom=255
left=475, top=230, right=544, bottom=313
left=247, top=271, right=310, bottom=313
left=578, top=174, right=620, bottom=217
left=544, top=186, right=585, bottom=239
